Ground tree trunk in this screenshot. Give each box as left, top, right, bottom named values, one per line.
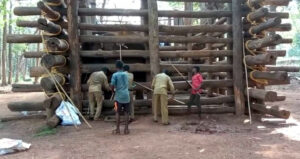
left=1, top=5, right=8, bottom=86
left=8, top=0, right=12, bottom=84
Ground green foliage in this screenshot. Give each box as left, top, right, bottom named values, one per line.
left=288, top=33, right=300, bottom=57
left=34, top=126, right=57, bottom=137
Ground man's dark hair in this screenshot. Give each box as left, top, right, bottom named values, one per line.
left=123, top=65, right=130, bottom=71
left=101, top=67, right=109, bottom=74
left=193, top=66, right=200, bottom=72
left=115, top=60, right=124, bottom=69
left=162, top=69, right=170, bottom=76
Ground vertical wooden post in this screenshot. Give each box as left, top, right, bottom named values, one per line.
left=148, top=0, right=160, bottom=77
left=232, top=0, right=245, bottom=115
left=67, top=0, right=82, bottom=111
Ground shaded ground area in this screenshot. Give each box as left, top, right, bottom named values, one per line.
left=0, top=89, right=300, bottom=158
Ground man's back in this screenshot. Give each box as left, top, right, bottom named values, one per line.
left=152, top=73, right=174, bottom=95
left=111, top=71, right=130, bottom=103
left=87, top=71, right=109, bottom=92
left=125, top=71, right=134, bottom=89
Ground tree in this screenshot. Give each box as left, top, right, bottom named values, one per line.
left=1, top=0, right=8, bottom=86
left=8, top=0, right=12, bottom=84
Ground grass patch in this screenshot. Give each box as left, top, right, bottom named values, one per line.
left=34, top=126, right=57, bottom=137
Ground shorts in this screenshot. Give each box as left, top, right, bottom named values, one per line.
left=114, top=101, right=130, bottom=113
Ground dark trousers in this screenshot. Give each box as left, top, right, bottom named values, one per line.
left=187, top=94, right=201, bottom=116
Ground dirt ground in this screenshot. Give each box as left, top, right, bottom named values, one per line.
left=1, top=89, right=300, bottom=159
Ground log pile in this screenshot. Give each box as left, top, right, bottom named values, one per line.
left=243, top=0, right=293, bottom=118
left=6, top=0, right=297, bottom=122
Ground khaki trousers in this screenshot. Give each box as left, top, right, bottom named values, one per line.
left=129, top=91, right=135, bottom=119
left=152, top=94, right=168, bottom=124
left=88, top=92, right=104, bottom=120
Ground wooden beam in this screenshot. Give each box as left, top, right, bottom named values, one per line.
left=23, top=51, right=45, bottom=58
left=266, top=66, right=300, bottom=72
left=232, top=0, right=245, bottom=115
left=251, top=103, right=290, bottom=119
left=11, top=84, right=42, bottom=92
left=159, top=50, right=232, bottom=58
left=67, top=0, right=82, bottom=111
left=245, top=54, right=276, bottom=66
left=246, top=34, right=282, bottom=50
left=81, top=63, right=232, bottom=73
left=148, top=0, right=160, bottom=76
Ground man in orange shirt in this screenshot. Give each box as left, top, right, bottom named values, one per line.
left=187, top=66, right=203, bottom=118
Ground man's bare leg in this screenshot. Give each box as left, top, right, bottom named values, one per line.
left=113, top=112, right=121, bottom=134
left=124, top=112, right=130, bottom=135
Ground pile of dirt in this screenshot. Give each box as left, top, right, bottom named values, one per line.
left=176, top=119, right=253, bottom=134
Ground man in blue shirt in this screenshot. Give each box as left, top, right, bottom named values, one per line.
left=111, top=60, right=130, bottom=135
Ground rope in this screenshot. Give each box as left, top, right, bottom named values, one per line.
left=41, top=10, right=61, bottom=22
left=42, top=26, right=62, bottom=36
left=45, top=1, right=62, bottom=7
left=43, top=66, right=93, bottom=129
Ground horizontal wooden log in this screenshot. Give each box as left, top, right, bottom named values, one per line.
left=37, top=1, right=61, bottom=21
left=250, top=17, right=281, bottom=34
left=159, top=46, right=186, bottom=51
left=79, top=50, right=232, bottom=58
left=24, top=51, right=45, bottom=58
left=245, top=54, right=276, bottom=66
left=14, top=7, right=41, bottom=16
left=251, top=103, right=290, bottom=119
left=262, top=0, right=291, bottom=6
left=30, top=66, right=69, bottom=77
left=266, top=24, right=291, bottom=32
left=7, top=34, right=233, bottom=44
left=40, top=74, right=65, bottom=92
left=8, top=95, right=234, bottom=112
left=79, top=23, right=147, bottom=32
left=158, top=10, right=231, bottom=18
left=79, top=24, right=232, bottom=34
left=37, top=18, right=62, bottom=34
left=247, top=8, right=268, bottom=22
left=46, top=37, right=69, bottom=52
left=281, top=38, right=292, bottom=43
left=247, top=88, right=278, bottom=102
left=247, top=34, right=282, bottom=50
left=251, top=71, right=288, bottom=81
left=276, top=96, right=286, bottom=101
left=159, top=25, right=232, bottom=34
left=41, top=54, right=66, bottom=68
left=81, top=64, right=232, bottom=73
left=80, top=35, right=148, bottom=43
left=244, top=23, right=292, bottom=32
left=159, top=35, right=232, bottom=43
left=8, top=102, right=45, bottom=111
left=80, top=50, right=149, bottom=58
left=11, top=84, right=42, bottom=92
left=159, top=50, right=232, bottom=58
left=266, top=66, right=300, bottom=72
left=16, top=20, right=68, bottom=29
left=16, top=20, right=38, bottom=28
left=266, top=50, right=286, bottom=57
left=7, top=35, right=42, bottom=43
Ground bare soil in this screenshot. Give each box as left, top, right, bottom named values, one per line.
left=1, top=90, right=300, bottom=159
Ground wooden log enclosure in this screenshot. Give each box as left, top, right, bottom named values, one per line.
left=6, top=0, right=297, bottom=120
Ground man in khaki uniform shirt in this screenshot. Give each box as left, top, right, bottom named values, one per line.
left=151, top=70, right=175, bottom=125
left=87, top=67, right=111, bottom=120
left=124, top=65, right=136, bottom=120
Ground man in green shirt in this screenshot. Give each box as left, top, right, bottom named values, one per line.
left=87, top=67, right=111, bottom=120
left=151, top=69, right=175, bottom=125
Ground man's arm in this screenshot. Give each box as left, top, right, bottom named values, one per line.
left=103, top=76, right=111, bottom=91
left=168, top=77, right=175, bottom=99
left=151, top=76, right=156, bottom=89
left=110, top=74, right=116, bottom=91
